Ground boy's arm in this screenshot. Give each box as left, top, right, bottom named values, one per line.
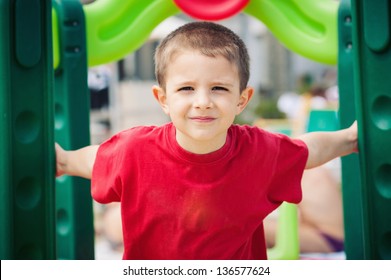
left=55, top=143, right=99, bottom=179
left=297, top=122, right=358, bottom=169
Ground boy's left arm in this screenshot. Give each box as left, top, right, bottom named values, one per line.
left=297, top=121, right=358, bottom=169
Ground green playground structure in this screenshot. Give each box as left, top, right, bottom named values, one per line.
left=1, top=0, right=390, bottom=259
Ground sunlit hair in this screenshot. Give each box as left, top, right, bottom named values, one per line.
left=154, top=21, right=250, bottom=92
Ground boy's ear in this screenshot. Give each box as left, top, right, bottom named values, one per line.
left=152, top=85, right=169, bottom=115
left=236, top=87, right=254, bottom=114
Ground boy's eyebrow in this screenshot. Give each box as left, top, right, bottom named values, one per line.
left=173, top=80, right=235, bottom=87
left=210, top=81, right=236, bottom=88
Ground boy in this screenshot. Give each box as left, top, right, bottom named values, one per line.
left=56, top=22, right=358, bottom=259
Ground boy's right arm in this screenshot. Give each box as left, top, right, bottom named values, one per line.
left=55, top=143, right=99, bottom=179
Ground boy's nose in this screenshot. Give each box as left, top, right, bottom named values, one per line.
left=194, top=90, right=213, bottom=109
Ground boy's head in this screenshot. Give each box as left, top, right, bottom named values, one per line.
left=154, top=21, right=250, bottom=92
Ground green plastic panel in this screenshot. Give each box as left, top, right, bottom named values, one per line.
left=351, top=0, right=391, bottom=259
left=337, top=0, right=365, bottom=259
left=53, top=0, right=94, bottom=259
left=0, top=0, right=56, bottom=259
left=0, top=0, right=12, bottom=259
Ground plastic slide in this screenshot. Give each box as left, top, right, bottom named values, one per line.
left=83, top=0, right=179, bottom=66
left=52, top=0, right=339, bottom=67
left=245, top=0, right=338, bottom=65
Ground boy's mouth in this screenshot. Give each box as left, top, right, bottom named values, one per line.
left=189, top=116, right=216, bottom=122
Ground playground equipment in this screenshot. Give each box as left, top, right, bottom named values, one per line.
left=266, top=202, right=299, bottom=260
left=347, top=0, right=391, bottom=259
left=1, top=0, right=56, bottom=259
left=1, top=0, right=390, bottom=259
left=53, top=0, right=339, bottom=67
left=173, top=0, right=250, bottom=21
left=52, top=0, right=94, bottom=259
left=337, top=0, right=364, bottom=259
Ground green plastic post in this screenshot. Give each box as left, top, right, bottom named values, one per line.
left=337, top=0, right=365, bottom=259
left=0, top=0, right=56, bottom=259
left=350, top=0, right=391, bottom=259
left=265, top=128, right=299, bottom=260
left=267, top=203, right=299, bottom=260
left=0, top=0, right=12, bottom=259
left=53, top=0, right=94, bottom=259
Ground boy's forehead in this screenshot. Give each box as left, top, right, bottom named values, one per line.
left=168, top=48, right=232, bottom=65
left=167, top=47, right=200, bottom=60
left=168, top=49, right=237, bottom=70
left=165, top=51, right=240, bottom=84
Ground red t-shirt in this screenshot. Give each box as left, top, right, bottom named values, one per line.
left=92, top=123, right=308, bottom=259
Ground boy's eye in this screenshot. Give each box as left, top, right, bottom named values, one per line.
left=179, top=86, right=194, bottom=91
left=212, top=86, right=228, bottom=92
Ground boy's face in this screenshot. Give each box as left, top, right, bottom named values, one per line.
left=153, top=50, right=253, bottom=154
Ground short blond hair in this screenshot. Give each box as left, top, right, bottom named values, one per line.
left=154, top=21, right=250, bottom=92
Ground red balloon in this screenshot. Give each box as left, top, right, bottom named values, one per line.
left=173, top=0, right=249, bottom=21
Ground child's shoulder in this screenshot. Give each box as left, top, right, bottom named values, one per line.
left=103, top=123, right=172, bottom=147
left=230, top=124, right=307, bottom=157
left=118, top=124, right=167, bottom=136
left=230, top=124, right=300, bottom=147
left=230, top=124, right=286, bottom=140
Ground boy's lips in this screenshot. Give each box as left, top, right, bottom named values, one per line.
left=189, top=116, right=216, bottom=122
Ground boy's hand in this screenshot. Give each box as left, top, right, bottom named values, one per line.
left=347, top=121, right=358, bottom=153
left=55, top=143, right=67, bottom=177
left=54, top=143, right=99, bottom=179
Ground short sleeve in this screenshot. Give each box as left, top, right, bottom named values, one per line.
left=268, top=136, right=308, bottom=204
left=91, top=134, right=124, bottom=204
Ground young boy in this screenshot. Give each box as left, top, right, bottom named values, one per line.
left=56, top=21, right=358, bottom=260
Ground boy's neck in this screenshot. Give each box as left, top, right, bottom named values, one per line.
left=175, top=129, right=228, bottom=155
